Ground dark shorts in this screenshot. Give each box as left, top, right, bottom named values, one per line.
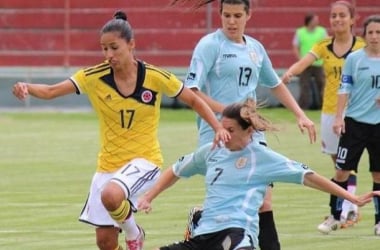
left=336, top=117, right=380, bottom=172
left=159, top=228, right=255, bottom=250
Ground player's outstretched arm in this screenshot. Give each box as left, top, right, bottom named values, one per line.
left=281, top=53, right=316, bottom=84
left=333, top=93, right=349, bottom=136
left=138, top=167, right=180, bottom=214
left=303, top=172, right=373, bottom=207
left=12, top=79, right=77, bottom=101
left=178, top=87, right=230, bottom=145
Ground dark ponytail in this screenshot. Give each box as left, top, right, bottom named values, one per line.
left=113, top=10, right=127, bottom=21
left=223, top=98, right=276, bottom=132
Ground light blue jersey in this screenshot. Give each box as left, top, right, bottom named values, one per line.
left=339, top=48, right=380, bottom=124
left=172, top=141, right=313, bottom=247
left=185, top=29, right=281, bottom=146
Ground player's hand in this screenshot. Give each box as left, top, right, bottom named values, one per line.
left=373, top=191, right=380, bottom=197
left=12, top=82, right=29, bottom=101
left=281, top=71, right=293, bottom=85
left=212, top=127, right=230, bottom=149
left=137, top=195, right=153, bottom=214
left=333, top=117, right=345, bottom=136
left=296, top=115, right=316, bottom=144
left=355, top=192, right=375, bottom=207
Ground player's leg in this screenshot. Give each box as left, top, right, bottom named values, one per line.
left=258, top=186, right=280, bottom=250
left=297, top=67, right=313, bottom=109
left=340, top=171, right=360, bottom=228
left=184, top=206, right=203, bottom=241
left=101, top=158, right=160, bottom=250
left=318, top=117, right=364, bottom=234
left=368, top=123, right=380, bottom=236
left=372, top=173, right=380, bottom=236
left=320, top=113, right=359, bottom=226
left=95, top=227, right=122, bottom=250
left=312, top=66, right=325, bottom=109
left=79, top=172, right=122, bottom=250
left=255, top=132, right=280, bottom=250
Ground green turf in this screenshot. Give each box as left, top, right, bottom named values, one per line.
left=0, top=108, right=377, bottom=250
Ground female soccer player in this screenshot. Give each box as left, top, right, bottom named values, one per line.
left=323, top=15, right=380, bottom=236
left=282, top=1, right=365, bottom=229
left=171, top=1, right=316, bottom=249
left=12, top=10, right=229, bottom=250
left=138, top=99, right=375, bottom=250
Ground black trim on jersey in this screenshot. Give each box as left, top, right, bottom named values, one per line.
left=84, top=63, right=110, bottom=76
left=136, top=60, right=146, bottom=90
left=99, top=60, right=157, bottom=106
left=327, top=36, right=357, bottom=59
left=173, top=84, right=185, bottom=98
left=78, top=218, right=116, bottom=228
left=69, top=79, right=80, bottom=94
left=145, top=64, right=171, bottom=79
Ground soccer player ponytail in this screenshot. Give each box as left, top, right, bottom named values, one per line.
left=169, top=0, right=216, bottom=9
left=223, top=98, right=276, bottom=132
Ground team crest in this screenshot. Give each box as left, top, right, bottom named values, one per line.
left=141, top=90, right=153, bottom=103
left=235, top=157, right=248, bottom=169
left=249, top=51, right=258, bottom=64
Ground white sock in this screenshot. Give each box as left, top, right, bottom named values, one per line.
left=342, top=184, right=358, bottom=218
left=120, top=215, right=140, bottom=240
left=347, top=185, right=358, bottom=213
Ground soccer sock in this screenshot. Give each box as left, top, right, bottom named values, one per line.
left=341, top=174, right=358, bottom=217
left=373, top=182, right=380, bottom=224
left=122, top=215, right=140, bottom=240
left=347, top=173, right=357, bottom=193
left=258, top=211, right=281, bottom=250
left=109, top=200, right=140, bottom=240
left=109, top=200, right=131, bottom=223
left=347, top=174, right=358, bottom=213
left=329, top=179, right=347, bottom=220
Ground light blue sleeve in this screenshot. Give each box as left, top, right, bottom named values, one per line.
left=257, top=44, right=281, bottom=88
left=184, top=35, right=218, bottom=90
left=338, top=54, right=354, bottom=94
left=172, top=143, right=212, bottom=178
left=258, top=147, right=313, bottom=184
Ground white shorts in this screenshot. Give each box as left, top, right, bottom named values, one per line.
left=79, top=158, right=160, bottom=227
left=321, top=113, right=339, bottom=155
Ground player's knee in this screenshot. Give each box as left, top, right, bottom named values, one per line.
left=101, top=182, right=125, bottom=211
left=334, top=170, right=350, bottom=182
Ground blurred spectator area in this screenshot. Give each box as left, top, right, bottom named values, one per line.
left=0, top=0, right=379, bottom=68
left=0, top=0, right=379, bottom=109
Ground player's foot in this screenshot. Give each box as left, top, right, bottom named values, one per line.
left=184, top=206, right=203, bottom=241
left=375, top=222, right=380, bottom=236
left=317, top=215, right=341, bottom=234
left=341, top=210, right=360, bottom=228
left=126, top=225, right=145, bottom=250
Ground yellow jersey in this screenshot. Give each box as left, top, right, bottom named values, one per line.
left=70, top=60, right=184, bottom=173
left=310, top=36, right=365, bottom=114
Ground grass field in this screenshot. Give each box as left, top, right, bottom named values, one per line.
left=0, top=108, right=378, bottom=250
